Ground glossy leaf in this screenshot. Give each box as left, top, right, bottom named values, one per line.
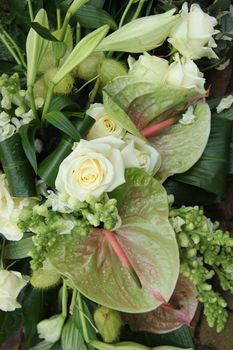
left=75, top=5, right=117, bottom=30
left=19, top=121, right=38, bottom=173
left=30, top=22, right=59, bottom=41
left=0, top=133, right=36, bottom=197
left=4, top=237, right=33, bottom=260
left=43, top=111, right=82, bottom=140
left=61, top=319, right=87, bottom=350
left=174, top=116, right=232, bottom=196
left=150, top=103, right=211, bottom=183
left=48, top=96, right=78, bottom=112
left=49, top=168, right=179, bottom=313
left=123, top=276, right=198, bottom=334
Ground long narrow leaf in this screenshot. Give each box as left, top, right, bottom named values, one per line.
left=44, top=111, right=82, bottom=140
left=75, top=5, right=117, bottom=30
left=19, top=122, right=38, bottom=173
left=0, top=133, right=36, bottom=197
left=4, top=237, right=33, bottom=260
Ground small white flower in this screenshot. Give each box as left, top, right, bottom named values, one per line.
left=55, top=136, right=126, bottom=202
left=0, top=270, right=28, bottom=312
left=37, top=314, right=65, bottom=343
left=0, top=124, right=16, bottom=141
left=87, top=103, right=125, bottom=140
left=121, top=133, right=161, bottom=175
left=168, top=2, right=219, bottom=59
left=167, top=54, right=205, bottom=93
left=1, top=95, right=11, bottom=109
left=0, top=111, right=10, bottom=126
left=35, top=97, right=44, bottom=109
left=15, top=106, right=25, bottom=117
left=179, top=106, right=196, bottom=125
left=216, top=95, right=233, bottom=114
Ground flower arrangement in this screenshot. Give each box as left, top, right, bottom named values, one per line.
left=1, top=0, right=233, bottom=349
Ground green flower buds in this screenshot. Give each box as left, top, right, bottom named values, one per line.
left=44, top=68, right=74, bottom=95
left=73, top=52, right=104, bottom=81
left=94, top=306, right=123, bottom=343
left=99, top=59, right=127, bottom=87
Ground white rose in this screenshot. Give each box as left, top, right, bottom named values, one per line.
left=87, top=103, right=125, bottom=140
left=167, top=54, right=205, bottom=93
left=37, top=314, right=65, bottom=343
left=128, top=53, right=169, bottom=86
left=168, top=3, right=219, bottom=59
left=121, top=134, right=161, bottom=175
left=0, top=270, right=28, bottom=311
left=55, top=136, right=126, bottom=202
left=0, top=174, right=25, bottom=241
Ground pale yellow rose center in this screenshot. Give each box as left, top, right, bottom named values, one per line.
left=101, top=116, right=117, bottom=134
left=74, top=158, right=104, bottom=189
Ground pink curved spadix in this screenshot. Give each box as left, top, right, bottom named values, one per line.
left=104, top=230, right=131, bottom=269
left=141, top=118, right=176, bottom=138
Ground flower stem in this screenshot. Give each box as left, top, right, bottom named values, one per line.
left=57, top=8, right=61, bottom=30
left=28, top=85, right=39, bottom=120
left=69, top=288, right=77, bottom=315
left=60, top=11, right=72, bottom=42
left=42, top=82, right=55, bottom=120
left=62, top=280, right=68, bottom=318
left=0, top=32, right=22, bottom=66
left=141, top=117, right=176, bottom=138
left=119, top=0, right=134, bottom=28
left=131, top=0, right=146, bottom=21
left=77, top=292, right=89, bottom=343
left=27, top=0, right=34, bottom=21
left=0, top=239, right=5, bottom=270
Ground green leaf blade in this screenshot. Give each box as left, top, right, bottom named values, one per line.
left=44, top=111, right=81, bottom=140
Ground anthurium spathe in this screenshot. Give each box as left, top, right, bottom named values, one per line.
left=49, top=168, right=179, bottom=313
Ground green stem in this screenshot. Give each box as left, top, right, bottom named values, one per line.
left=89, top=78, right=100, bottom=103
left=131, top=0, right=146, bottom=21
left=77, top=292, right=89, bottom=343
left=0, top=33, right=22, bottom=66
left=89, top=340, right=114, bottom=350
left=62, top=280, right=68, bottom=318
left=0, top=239, right=5, bottom=270
left=0, top=27, right=27, bottom=68
left=60, top=11, right=72, bottom=42
left=42, top=82, right=55, bottom=120
left=57, top=8, right=61, bottom=30
left=119, top=0, right=134, bottom=28
left=69, top=288, right=77, bottom=314
left=28, top=85, right=39, bottom=120
left=27, top=0, right=34, bottom=21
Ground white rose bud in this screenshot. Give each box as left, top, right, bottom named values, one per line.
left=0, top=174, right=25, bottom=241
left=37, top=314, right=65, bottom=343
left=122, top=134, right=161, bottom=175
left=55, top=136, right=126, bottom=202
left=87, top=103, right=125, bottom=140
left=128, top=53, right=169, bottom=86
left=167, top=54, right=205, bottom=93
left=168, top=3, right=219, bottom=59
left=0, top=270, right=28, bottom=312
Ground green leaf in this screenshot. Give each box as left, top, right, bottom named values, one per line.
left=0, top=133, right=36, bottom=197
left=26, top=9, right=49, bottom=86
left=0, top=309, right=22, bottom=344
left=30, top=22, right=59, bottom=41
left=75, top=5, right=117, bottom=30
left=61, top=319, right=87, bottom=350
left=52, top=25, right=109, bottom=86
left=103, top=91, right=142, bottom=138
left=49, top=168, right=179, bottom=313
left=48, top=96, right=78, bottom=112
left=173, top=116, right=232, bottom=197
left=19, top=121, right=38, bottom=173
left=44, top=111, right=82, bottom=140
left=151, top=103, right=211, bottom=183
left=4, top=236, right=33, bottom=260
left=30, top=341, right=54, bottom=350
left=38, top=115, right=94, bottom=188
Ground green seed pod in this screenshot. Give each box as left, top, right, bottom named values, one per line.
left=44, top=67, right=74, bottom=95
left=33, top=79, right=47, bottom=99
left=94, top=306, right=123, bottom=343
left=73, top=52, right=104, bottom=80
left=98, top=58, right=127, bottom=87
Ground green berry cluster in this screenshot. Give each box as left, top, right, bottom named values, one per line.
left=18, top=204, right=92, bottom=271
left=170, top=205, right=233, bottom=332
left=81, top=194, right=120, bottom=230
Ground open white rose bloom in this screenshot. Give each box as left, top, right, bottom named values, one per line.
left=0, top=270, right=28, bottom=311
left=168, top=2, right=219, bottom=59
left=55, top=136, right=126, bottom=201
